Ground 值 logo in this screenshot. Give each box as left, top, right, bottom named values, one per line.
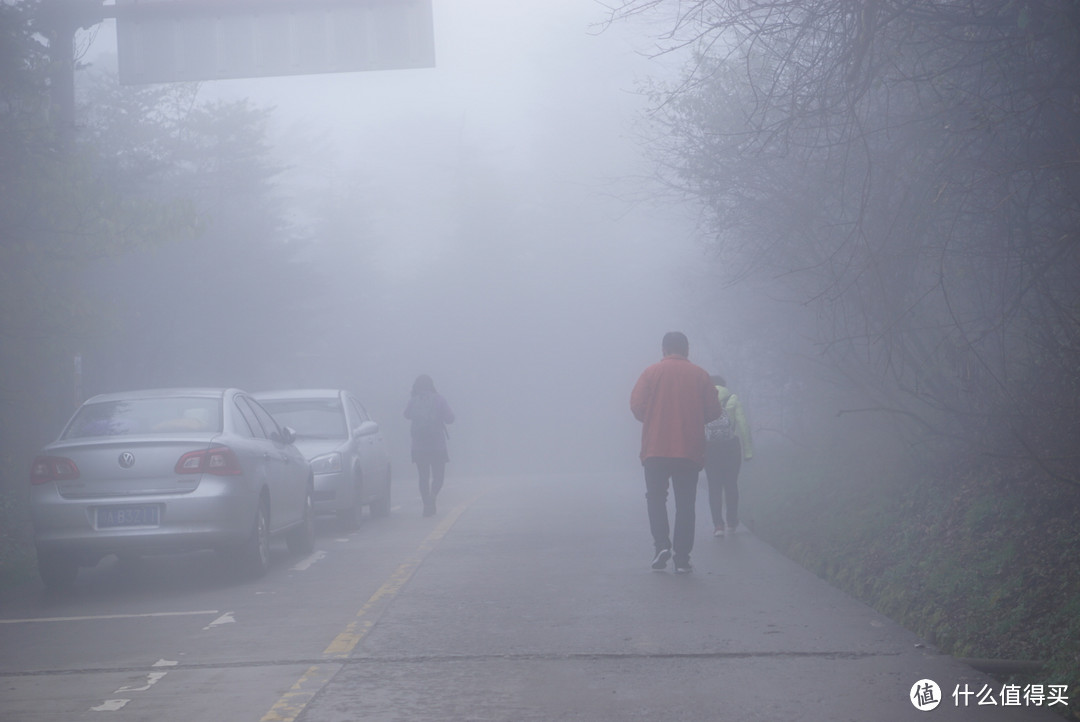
left=911, top=679, right=942, bottom=711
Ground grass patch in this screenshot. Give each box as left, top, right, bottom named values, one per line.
left=746, top=446, right=1080, bottom=719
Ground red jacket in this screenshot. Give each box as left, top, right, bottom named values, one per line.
left=631, top=354, right=724, bottom=468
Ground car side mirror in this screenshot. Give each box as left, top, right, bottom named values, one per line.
left=280, top=426, right=296, bottom=445
left=356, top=420, right=379, bottom=437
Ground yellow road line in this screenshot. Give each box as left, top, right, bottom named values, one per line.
left=260, top=499, right=474, bottom=722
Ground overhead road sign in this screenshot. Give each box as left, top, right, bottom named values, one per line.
left=115, top=0, right=435, bottom=85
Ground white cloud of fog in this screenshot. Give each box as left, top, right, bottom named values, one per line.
left=83, top=1, right=705, bottom=477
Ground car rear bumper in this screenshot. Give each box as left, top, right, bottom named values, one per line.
left=31, top=479, right=261, bottom=560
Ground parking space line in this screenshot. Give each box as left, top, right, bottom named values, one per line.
left=114, top=670, right=167, bottom=693
left=0, top=611, right=220, bottom=624
left=203, top=612, right=235, bottom=630
left=290, top=550, right=326, bottom=571
left=260, top=498, right=476, bottom=722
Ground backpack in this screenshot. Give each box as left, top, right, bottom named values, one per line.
left=705, top=403, right=736, bottom=444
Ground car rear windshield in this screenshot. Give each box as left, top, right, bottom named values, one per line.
left=259, top=398, right=347, bottom=439
left=62, top=397, right=223, bottom=439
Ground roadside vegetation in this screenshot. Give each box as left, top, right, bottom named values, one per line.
left=1, top=1, right=321, bottom=513
left=610, top=1, right=1080, bottom=717
left=746, top=436, right=1080, bottom=719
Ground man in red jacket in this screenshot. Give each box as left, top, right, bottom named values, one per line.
left=631, top=331, right=724, bottom=573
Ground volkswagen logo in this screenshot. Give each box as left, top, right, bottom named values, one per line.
left=118, top=452, right=136, bottom=469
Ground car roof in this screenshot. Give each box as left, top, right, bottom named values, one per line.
left=252, top=389, right=346, bottom=401
left=81, top=388, right=232, bottom=404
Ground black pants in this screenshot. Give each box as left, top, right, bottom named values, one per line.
left=643, top=457, right=700, bottom=565
left=704, top=438, right=742, bottom=529
left=417, top=461, right=445, bottom=503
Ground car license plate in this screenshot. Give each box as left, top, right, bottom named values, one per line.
left=97, top=505, right=160, bottom=528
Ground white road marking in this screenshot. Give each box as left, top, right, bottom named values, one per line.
left=203, top=611, right=235, bottom=630
left=0, top=611, right=219, bottom=624
left=90, top=662, right=176, bottom=712
left=290, top=550, right=326, bottom=571
left=115, top=671, right=167, bottom=693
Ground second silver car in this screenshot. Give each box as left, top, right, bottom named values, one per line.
left=255, top=389, right=391, bottom=528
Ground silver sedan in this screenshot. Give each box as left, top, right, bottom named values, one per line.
left=254, top=389, right=391, bottom=529
left=30, top=388, right=315, bottom=592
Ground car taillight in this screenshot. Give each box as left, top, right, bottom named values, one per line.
left=175, top=447, right=243, bottom=476
left=30, top=456, right=80, bottom=485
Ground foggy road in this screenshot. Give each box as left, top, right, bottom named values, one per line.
left=0, top=472, right=1062, bottom=721
left=3, top=0, right=1077, bottom=717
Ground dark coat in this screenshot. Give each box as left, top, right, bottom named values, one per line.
left=404, top=392, right=455, bottom=463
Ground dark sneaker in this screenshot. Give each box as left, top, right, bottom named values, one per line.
left=651, top=548, right=671, bottom=571
left=674, top=561, right=693, bottom=574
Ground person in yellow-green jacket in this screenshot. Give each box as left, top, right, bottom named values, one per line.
left=703, top=375, right=753, bottom=537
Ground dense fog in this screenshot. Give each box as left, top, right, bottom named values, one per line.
left=10, top=0, right=1072, bottom=492
left=65, top=2, right=726, bottom=478
left=4, top=0, right=1075, bottom=699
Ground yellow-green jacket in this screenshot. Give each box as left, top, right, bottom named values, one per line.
left=716, top=385, right=753, bottom=460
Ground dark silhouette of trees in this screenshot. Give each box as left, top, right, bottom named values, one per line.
left=612, top=0, right=1080, bottom=485
left=1, top=1, right=199, bottom=480
left=0, top=1, right=320, bottom=493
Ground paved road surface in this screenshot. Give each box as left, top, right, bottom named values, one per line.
left=0, top=471, right=1065, bottom=721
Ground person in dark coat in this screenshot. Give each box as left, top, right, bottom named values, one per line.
left=404, top=374, right=455, bottom=516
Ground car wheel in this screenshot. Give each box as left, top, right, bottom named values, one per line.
left=287, top=487, right=316, bottom=555
left=235, top=500, right=270, bottom=578
left=37, top=550, right=78, bottom=593
left=370, top=466, right=391, bottom=518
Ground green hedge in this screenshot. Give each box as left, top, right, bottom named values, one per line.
left=746, top=447, right=1080, bottom=719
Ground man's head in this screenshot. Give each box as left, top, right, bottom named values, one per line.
left=661, top=331, right=690, bottom=357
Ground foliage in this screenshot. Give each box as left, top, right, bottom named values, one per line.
left=74, top=69, right=321, bottom=394
left=612, top=3, right=1080, bottom=705
left=1, top=1, right=200, bottom=489
left=747, top=443, right=1080, bottom=718
left=614, top=0, right=1080, bottom=486
left=0, top=0, right=322, bottom=499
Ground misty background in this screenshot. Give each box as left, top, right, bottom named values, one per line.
left=10, top=1, right=743, bottom=479
left=6, top=0, right=1075, bottom=495
left=4, top=0, right=1079, bottom=692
